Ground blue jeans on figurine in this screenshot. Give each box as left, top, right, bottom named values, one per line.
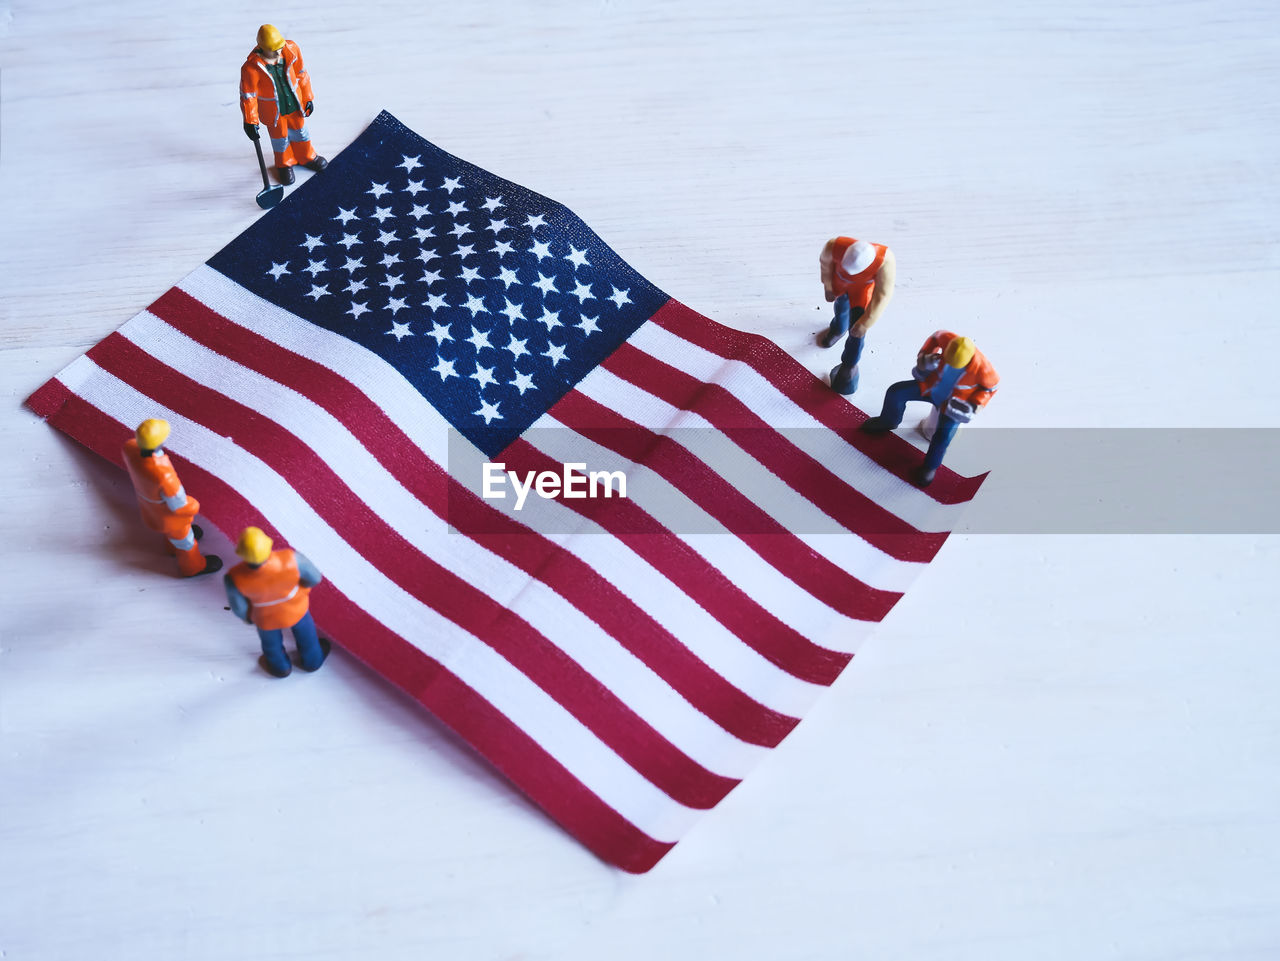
left=258, top=611, right=326, bottom=675
left=862, top=381, right=962, bottom=486
left=822, top=295, right=865, bottom=395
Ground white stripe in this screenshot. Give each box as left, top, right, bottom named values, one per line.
left=53, top=355, right=694, bottom=844
left=571, top=363, right=927, bottom=594
left=628, top=321, right=968, bottom=533
left=177, top=265, right=832, bottom=712
left=116, top=309, right=773, bottom=777
left=253, top=584, right=300, bottom=607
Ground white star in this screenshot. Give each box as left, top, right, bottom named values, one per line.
left=428, top=321, right=453, bottom=345
left=381, top=274, right=405, bottom=291
left=510, top=370, right=537, bottom=395
left=460, top=265, right=482, bottom=283
left=425, top=292, right=448, bottom=311
left=398, top=155, right=422, bottom=173
left=341, top=256, right=364, bottom=273
left=376, top=229, right=398, bottom=245
left=537, top=308, right=562, bottom=331
left=413, top=225, right=436, bottom=241
left=449, top=222, right=471, bottom=239
left=334, top=207, right=359, bottom=225
left=530, top=239, right=552, bottom=260
left=368, top=182, right=391, bottom=199
left=266, top=262, right=290, bottom=280
left=306, top=284, right=330, bottom=300
left=387, top=297, right=408, bottom=315
left=337, top=233, right=360, bottom=249
left=570, top=279, right=594, bottom=303
left=543, top=342, right=568, bottom=366
left=467, top=327, right=494, bottom=352
left=304, top=259, right=327, bottom=277
left=409, top=203, right=432, bottom=220
left=609, top=286, right=632, bottom=308
left=380, top=252, right=402, bottom=268
left=432, top=356, right=457, bottom=380
left=534, top=272, right=558, bottom=295
left=345, top=277, right=368, bottom=295
left=526, top=213, right=546, bottom=231
left=463, top=294, right=487, bottom=316
left=475, top=398, right=502, bottom=424
left=371, top=206, right=394, bottom=223
left=577, top=314, right=600, bottom=335
left=302, top=234, right=325, bottom=252
left=492, top=239, right=515, bottom=258
left=565, top=245, right=590, bottom=269
left=347, top=302, right=370, bottom=320
left=482, top=196, right=504, bottom=212
left=447, top=200, right=469, bottom=217
left=421, top=268, right=443, bottom=286
left=454, top=243, right=476, bottom=261
left=387, top=320, right=413, bottom=340
left=405, top=179, right=426, bottom=196
left=497, top=266, right=520, bottom=288
left=506, top=335, right=529, bottom=360
left=485, top=217, right=508, bottom=234
left=442, top=176, right=462, bottom=194
left=471, top=364, right=497, bottom=389
left=417, top=248, right=441, bottom=265
left=501, top=298, right=525, bottom=322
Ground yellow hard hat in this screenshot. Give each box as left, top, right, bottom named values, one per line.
left=256, top=24, right=286, bottom=52
left=944, top=336, right=976, bottom=369
left=236, top=527, right=274, bottom=565
left=135, top=418, right=170, bottom=450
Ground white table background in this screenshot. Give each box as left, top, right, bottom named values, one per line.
left=2, top=2, right=1277, bottom=959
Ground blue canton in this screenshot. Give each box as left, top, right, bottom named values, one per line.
left=209, top=111, right=667, bottom=456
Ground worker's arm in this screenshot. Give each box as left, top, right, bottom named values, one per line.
left=224, top=574, right=252, bottom=624
left=295, top=553, right=323, bottom=589
left=851, top=248, right=896, bottom=337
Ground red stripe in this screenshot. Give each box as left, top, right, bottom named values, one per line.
left=30, top=380, right=673, bottom=872
left=86, top=332, right=738, bottom=811
left=602, top=341, right=948, bottom=563
left=150, top=287, right=799, bottom=743
left=500, top=438, right=852, bottom=685
left=549, top=390, right=902, bottom=622
left=650, top=300, right=988, bottom=504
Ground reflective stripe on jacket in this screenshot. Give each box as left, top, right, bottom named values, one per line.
left=820, top=237, right=888, bottom=311
left=228, top=549, right=312, bottom=631
left=239, top=39, right=313, bottom=127
left=916, top=329, right=1000, bottom=409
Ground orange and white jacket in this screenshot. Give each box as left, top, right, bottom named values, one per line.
left=239, top=40, right=314, bottom=127
left=227, top=549, right=313, bottom=632
left=917, top=330, right=999, bottom=409
left=820, top=237, right=888, bottom=311
left=122, top=439, right=199, bottom=539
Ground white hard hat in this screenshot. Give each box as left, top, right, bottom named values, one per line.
left=840, top=240, right=877, bottom=276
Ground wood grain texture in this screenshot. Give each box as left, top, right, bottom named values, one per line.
left=2, top=2, right=1278, bottom=959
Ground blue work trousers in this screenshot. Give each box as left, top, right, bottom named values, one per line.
left=258, top=611, right=323, bottom=674
left=825, top=294, right=866, bottom=368
left=876, top=380, right=962, bottom=472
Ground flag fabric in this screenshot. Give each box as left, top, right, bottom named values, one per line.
left=27, top=110, right=986, bottom=873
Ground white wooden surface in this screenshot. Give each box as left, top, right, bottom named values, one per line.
left=3, top=2, right=1278, bottom=959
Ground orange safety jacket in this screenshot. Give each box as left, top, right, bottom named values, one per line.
left=239, top=40, right=314, bottom=128
left=916, top=330, right=1000, bottom=409
left=820, top=237, right=888, bottom=311
left=122, top=439, right=200, bottom=539
left=228, top=550, right=312, bottom=632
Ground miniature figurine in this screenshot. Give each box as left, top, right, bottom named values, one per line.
left=224, top=526, right=329, bottom=678
left=860, top=330, right=998, bottom=487
left=122, top=419, right=222, bottom=576
left=818, top=236, right=896, bottom=394
left=239, top=24, right=328, bottom=187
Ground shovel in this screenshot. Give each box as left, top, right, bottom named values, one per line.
left=252, top=136, right=285, bottom=210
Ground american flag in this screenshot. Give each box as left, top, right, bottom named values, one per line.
left=27, top=111, right=985, bottom=872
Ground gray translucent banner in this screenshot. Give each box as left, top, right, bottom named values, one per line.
left=447, top=427, right=1280, bottom=535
